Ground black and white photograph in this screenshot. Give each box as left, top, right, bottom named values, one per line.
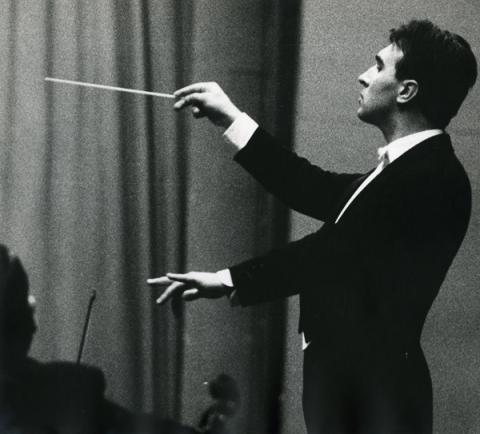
left=0, top=1, right=478, bottom=433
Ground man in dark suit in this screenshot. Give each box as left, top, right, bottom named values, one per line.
left=148, top=20, right=477, bottom=433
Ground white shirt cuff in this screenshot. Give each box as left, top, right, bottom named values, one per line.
left=216, top=269, right=240, bottom=306
left=302, top=333, right=311, bottom=351
left=222, top=112, right=259, bottom=151
left=216, top=269, right=233, bottom=287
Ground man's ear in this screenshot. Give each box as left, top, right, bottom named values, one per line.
left=397, top=80, right=419, bottom=104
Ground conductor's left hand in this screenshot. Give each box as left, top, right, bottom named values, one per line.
left=148, top=272, right=229, bottom=305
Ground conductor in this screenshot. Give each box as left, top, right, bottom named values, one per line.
left=149, top=20, right=477, bottom=434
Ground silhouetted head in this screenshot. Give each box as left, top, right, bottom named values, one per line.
left=0, top=245, right=36, bottom=371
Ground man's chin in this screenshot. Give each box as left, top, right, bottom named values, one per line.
left=357, top=108, right=368, bottom=123
left=356, top=109, right=375, bottom=125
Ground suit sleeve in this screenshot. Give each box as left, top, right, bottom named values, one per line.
left=229, top=231, right=319, bottom=306
left=234, top=127, right=361, bottom=221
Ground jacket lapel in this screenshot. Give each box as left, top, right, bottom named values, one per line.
left=326, top=134, right=453, bottom=225
left=327, top=171, right=373, bottom=224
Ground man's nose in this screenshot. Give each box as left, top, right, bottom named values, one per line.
left=358, top=72, right=368, bottom=88
left=358, top=68, right=370, bottom=87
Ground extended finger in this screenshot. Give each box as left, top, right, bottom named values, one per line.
left=174, top=83, right=210, bottom=98
left=156, top=281, right=186, bottom=305
left=166, top=272, right=197, bottom=283
left=147, top=276, right=172, bottom=285
left=173, top=93, right=207, bottom=111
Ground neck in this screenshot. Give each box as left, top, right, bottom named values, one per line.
left=379, top=112, right=437, bottom=144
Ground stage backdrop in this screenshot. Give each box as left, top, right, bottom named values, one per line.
left=282, top=1, right=480, bottom=434
left=0, top=1, right=292, bottom=432
left=0, top=0, right=184, bottom=418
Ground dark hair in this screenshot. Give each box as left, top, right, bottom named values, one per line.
left=390, top=20, right=477, bottom=128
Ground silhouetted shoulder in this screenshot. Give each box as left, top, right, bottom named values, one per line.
left=10, top=358, right=105, bottom=434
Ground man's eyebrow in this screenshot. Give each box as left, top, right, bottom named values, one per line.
left=375, top=54, right=384, bottom=66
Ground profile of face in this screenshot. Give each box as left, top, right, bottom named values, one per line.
left=357, top=44, right=405, bottom=127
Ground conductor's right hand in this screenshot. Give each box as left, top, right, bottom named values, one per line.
left=147, top=272, right=230, bottom=305
left=173, top=82, right=242, bottom=129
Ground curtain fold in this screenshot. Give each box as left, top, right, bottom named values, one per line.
left=0, top=0, right=182, bottom=415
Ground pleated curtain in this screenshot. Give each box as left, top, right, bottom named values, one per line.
left=0, top=0, right=184, bottom=416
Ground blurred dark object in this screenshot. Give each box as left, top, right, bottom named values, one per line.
left=0, top=358, right=105, bottom=434
left=103, top=400, right=198, bottom=434
left=0, top=244, right=106, bottom=433
left=0, top=245, right=36, bottom=375
left=198, top=374, right=239, bottom=434
left=0, top=244, right=237, bottom=434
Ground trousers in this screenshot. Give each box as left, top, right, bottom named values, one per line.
left=302, top=340, right=432, bottom=434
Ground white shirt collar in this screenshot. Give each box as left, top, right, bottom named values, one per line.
left=377, top=129, right=444, bottom=163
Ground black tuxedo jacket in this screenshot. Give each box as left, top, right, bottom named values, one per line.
left=229, top=128, right=471, bottom=349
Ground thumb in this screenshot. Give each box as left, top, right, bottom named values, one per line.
left=182, top=288, right=200, bottom=301
left=192, top=106, right=205, bottom=118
